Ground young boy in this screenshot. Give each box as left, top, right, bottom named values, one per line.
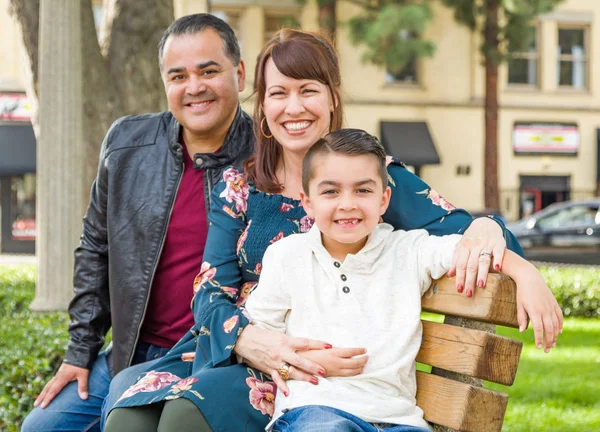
left=244, top=129, right=558, bottom=432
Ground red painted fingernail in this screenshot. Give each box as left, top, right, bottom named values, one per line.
left=457, top=284, right=463, bottom=293
left=318, top=370, right=326, bottom=377
left=477, top=280, right=484, bottom=288
left=324, top=344, right=333, bottom=349
left=311, top=378, right=319, bottom=385
left=466, top=289, right=472, bottom=298
left=494, top=264, right=500, bottom=271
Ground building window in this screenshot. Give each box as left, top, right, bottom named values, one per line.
left=557, top=26, right=587, bottom=89
left=508, top=26, right=538, bottom=86
left=385, top=30, right=418, bottom=85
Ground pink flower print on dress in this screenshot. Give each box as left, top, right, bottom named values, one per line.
left=246, top=377, right=277, bottom=417
left=270, top=231, right=285, bottom=244
left=170, top=377, right=199, bottom=393
left=223, top=315, right=239, bottom=334
left=117, top=371, right=181, bottom=402
left=222, top=205, right=238, bottom=219
left=299, top=216, right=315, bottom=233
left=193, top=262, right=217, bottom=293
left=236, top=282, right=257, bottom=307
left=220, top=168, right=249, bottom=214
left=418, top=188, right=456, bottom=212
left=279, top=203, right=294, bottom=213
left=221, top=286, right=239, bottom=298
left=255, top=263, right=262, bottom=276
left=237, top=220, right=252, bottom=255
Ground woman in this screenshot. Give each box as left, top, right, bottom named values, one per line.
left=105, top=29, right=562, bottom=432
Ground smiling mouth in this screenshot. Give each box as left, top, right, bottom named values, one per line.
left=186, top=100, right=213, bottom=108
left=282, top=121, right=312, bottom=131
left=335, top=219, right=362, bottom=226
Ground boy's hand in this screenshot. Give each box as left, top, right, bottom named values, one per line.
left=515, top=269, right=563, bottom=352
left=299, top=347, right=368, bottom=378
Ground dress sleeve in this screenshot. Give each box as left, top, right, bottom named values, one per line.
left=244, top=243, right=290, bottom=333
left=191, top=167, right=251, bottom=368
left=382, top=159, right=524, bottom=256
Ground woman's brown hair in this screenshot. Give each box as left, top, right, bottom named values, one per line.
left=244, top=28, right=343, bottom=193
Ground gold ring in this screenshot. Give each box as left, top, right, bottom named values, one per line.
left=276, top=363, right=290, bottom=381
left=479, top=251, right=492, bottom=258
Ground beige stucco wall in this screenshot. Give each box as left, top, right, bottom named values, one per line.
left=0, top=0, right=27, bottom=91
left=2, top=0, right=598, bottom=220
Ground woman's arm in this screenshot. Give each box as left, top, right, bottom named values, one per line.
left=192, top=168, right=327, bottom=379
left=382, top=159, right=523, bottom=296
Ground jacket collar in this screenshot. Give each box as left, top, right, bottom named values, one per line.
left=167, top=105, right=254, bottom=168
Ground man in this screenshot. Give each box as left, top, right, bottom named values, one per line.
left=22, top=13, right=253, bottom=432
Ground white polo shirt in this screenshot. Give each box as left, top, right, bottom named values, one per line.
left=245, top=223, right=461, bottom=430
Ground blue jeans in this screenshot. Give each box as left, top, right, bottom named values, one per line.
left=21, top=342, right=171, bottom=432
left=271, top=405, right=431, bottom=432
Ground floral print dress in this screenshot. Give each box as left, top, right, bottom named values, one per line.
left=111, top=158, right=522, bottom=431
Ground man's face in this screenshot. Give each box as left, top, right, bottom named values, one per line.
left=161, top=29, right=245, bottom=138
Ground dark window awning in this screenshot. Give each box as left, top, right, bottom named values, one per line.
left=0, top=123, right=36, bottom=175
left=380, top=121, right=440, bottom=166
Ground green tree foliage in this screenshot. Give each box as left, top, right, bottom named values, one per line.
left=347, top=1, right=436, bottom=74
left=442, top=0, right=563, bottom=63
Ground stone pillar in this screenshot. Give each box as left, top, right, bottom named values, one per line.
left=30, top=0, right=84, bottom=311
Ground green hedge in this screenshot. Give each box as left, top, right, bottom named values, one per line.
left=0, top=264, right=598, bottom=429
left=0, top=265, right=69, bottom=431
left=539, top=267, right=600, bottom=318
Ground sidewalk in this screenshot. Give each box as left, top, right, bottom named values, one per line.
left=0, top=254, right=37, bottom=265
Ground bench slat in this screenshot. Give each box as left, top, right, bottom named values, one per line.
left=416, top=371, right=508, bottom=432
left=422, top=274, right=519, bottom=328
left=417, top=320, right=522, bottom=385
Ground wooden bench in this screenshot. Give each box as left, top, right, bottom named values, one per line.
left=416, top=273, right=522, bottom=432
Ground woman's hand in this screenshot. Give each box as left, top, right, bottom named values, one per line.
left=447, top=217, right=506, bottom=297
left=514, top=265, right=564, bottom=353
left=234, top=325, right=331, bottom=396
left=299, top=347, right=368, bottom=378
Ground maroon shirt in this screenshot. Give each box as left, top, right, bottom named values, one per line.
left=140, top=144, right=208, bottom=347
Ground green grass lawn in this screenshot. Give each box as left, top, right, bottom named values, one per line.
left=2, top=265, right=599, bottom=431
left=490, top=319, right=600, bottom=432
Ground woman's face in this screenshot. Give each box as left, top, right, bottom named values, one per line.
left=262, top=57, right=334, bottom=157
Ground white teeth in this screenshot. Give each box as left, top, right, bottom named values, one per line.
left=189, top=102, right=210, bottom=107
left=336, top=219, right=359, bottom=225
left=283, top=121, right=311, bottom=131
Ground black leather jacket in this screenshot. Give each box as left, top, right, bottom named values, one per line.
left=64, top=107, right=254, bottom=375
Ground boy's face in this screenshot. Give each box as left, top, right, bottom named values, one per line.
left=301, top=153, right=391, bottom=255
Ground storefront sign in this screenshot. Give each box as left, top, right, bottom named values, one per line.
left=0, top=93, right=32, bottom=121
left=513, top=122, right=579, bottom=155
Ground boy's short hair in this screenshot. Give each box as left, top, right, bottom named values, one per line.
left=302, top=128, right=388, bottom=194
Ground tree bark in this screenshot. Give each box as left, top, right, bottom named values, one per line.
left=318, top=0, right=337, bottom=44
left=484, top=0, right=500, bottom=211
left=31, top=0, right=85, bottom=311
left=9, top=0, right=174, bottom=310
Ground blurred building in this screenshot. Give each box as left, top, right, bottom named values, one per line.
left=0, top=0, right=598, bottom=255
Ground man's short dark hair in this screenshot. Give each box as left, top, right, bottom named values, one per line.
left=157, top=13, right=241, bottom=70
left=302, top=128, right=388, bottom=194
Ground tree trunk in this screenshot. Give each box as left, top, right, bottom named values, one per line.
left=483, top=0, right=500, bottom=211
left=318, top=0, right=336, bottom=44
left=9, top=0, right=173, bottom=197
left=9, top=0, right=174, bottom=311
left=30, top=0, right=85, bottom=311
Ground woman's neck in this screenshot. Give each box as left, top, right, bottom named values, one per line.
left=277, top=150, right=306, bottom=200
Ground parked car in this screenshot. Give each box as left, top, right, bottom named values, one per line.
left=507, top=199, right=600, bottom=264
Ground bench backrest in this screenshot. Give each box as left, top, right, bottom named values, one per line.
left=416, top=274, right=522, bottom=432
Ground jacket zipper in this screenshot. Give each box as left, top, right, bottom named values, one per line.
left=127, top=162, right=185, bottom=366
